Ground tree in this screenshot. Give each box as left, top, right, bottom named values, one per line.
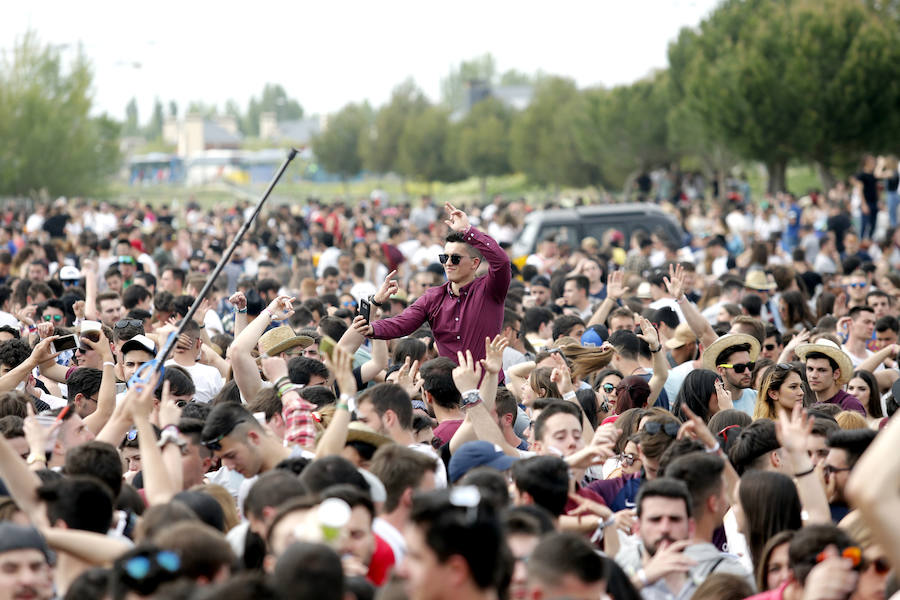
left=0, top=32, right=120, bottom=196
left=168, top=100, right=178, bottom=117
left=449, top=98, right=512, bottom=200
left=509, top=76, right=600, bottom=188
left=243, top=84, right=304, bottom=137
left=124, top=98, right=140, bottom=136
left=397, top=106, right=460, bottom=184
left=669, top=0, right=900, bottom=192
left=186, top=101, right=218, bottom=118
left=312, top=102, right=372, bottom=183
left=145, top=98, right=164, bottom=140
left=440, top=53, right=497, bottom=112
left=360, top=79, right=429, bottom=175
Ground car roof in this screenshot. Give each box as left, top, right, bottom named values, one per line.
left=524, top=203, right=672, bottom=222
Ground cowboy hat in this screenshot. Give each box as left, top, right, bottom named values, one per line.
left=743, top=270, right=776, bottom=291
left=664, top=323, right=697, bottom=350
left=346, top=422, right=392, bottom=448
left=258, top=325, right=313, bottom=357
left=701, top=333, right=761, bottom=372
left=795, top=339, right=853, bottom=385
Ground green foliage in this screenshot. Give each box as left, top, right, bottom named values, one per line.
left=360, top=79, right=429, bottom=175
left=145, top=98, right=164, bottom=141
left=440, top=53, right=497, bottom=111
left=509, top=77, right=600, bottom=187
left=243, top=84, right=304, bottom=136
left=0, top=32, right=121, bottom=197
left=312, top=102, right=373, bottom=180
left=449, top=98, right=512, bottom=180
left=124, top=98, right=140, bottom=136
left=397, top=106, right=461, bottom=183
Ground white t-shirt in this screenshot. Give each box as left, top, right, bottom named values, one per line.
left=165, top=361, right=224, bottom=403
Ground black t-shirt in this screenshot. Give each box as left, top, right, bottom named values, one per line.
left=856, top=172, right=879, bottom=205
left=43, top=214, right=69, bottom=238
left=827, top=213, right=852, bottom=253
left=887, top=174, right=899, bottom=193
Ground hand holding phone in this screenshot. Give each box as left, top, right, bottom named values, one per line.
left=51, top=334, right=78, bottom=354
left=359, top=298, right=371, bottom=322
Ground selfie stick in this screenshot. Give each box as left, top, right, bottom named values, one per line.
left=129, top=148, right=299, bottom=387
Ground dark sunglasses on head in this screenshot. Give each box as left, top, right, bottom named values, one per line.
left=643, top=421, right=680, bottom=437
left=438, top=254, right=466, bottom=265
left=717, top=361, right=756, bottom=374
left=42, top=314, right=62, bottom=322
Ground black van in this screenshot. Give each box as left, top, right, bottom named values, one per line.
left=510, top=203, right=684, bottom=267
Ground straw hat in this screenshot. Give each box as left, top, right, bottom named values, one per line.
left=743, top=270, right=776, bottom=291
left=258, top=326, right=313, bottom=357
left=346, top=422, right=393, bottom=448
left=664, top=323, right=697, bottom=350
left=701, top=333, right=761, bottom=372
left=795, top=339, right=853, bottom=385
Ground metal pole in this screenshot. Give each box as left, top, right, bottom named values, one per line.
left=141, top=148, right=298, bottom=377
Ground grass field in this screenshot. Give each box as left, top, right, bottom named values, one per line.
left=110, top=164, right=827, bottom=209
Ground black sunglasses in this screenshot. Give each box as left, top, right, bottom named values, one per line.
left=764, top=343, right=777, bottom=351
left=717, top=361, right=756, bottom=374
left=602, top=383, right=615, bottom=393
left=438, top=254, right=467, bottom=265
left=643, top=421, right=680, bottom=437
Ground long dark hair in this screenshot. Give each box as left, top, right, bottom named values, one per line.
left=739, top=471, right=802, bottom=570
left=849, top=369, right=883, bottom=419
left=615, top=376, right=650, bottom=414
left=781, top=290, right=815, bottom=331
left=671, top=369, right=719, bottom=423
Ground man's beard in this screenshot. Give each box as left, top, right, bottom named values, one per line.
left=645, top=534, right=677, bottom=557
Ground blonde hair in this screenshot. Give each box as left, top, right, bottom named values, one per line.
left=835, top=411, right=868, bottom=430
left=562, top=343, right=614, bottom=381
left=190, top=483, right=240, bottom=533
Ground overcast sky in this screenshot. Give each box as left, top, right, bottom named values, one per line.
left=3, top=0, right=720, bottom=123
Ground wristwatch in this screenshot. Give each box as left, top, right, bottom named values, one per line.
left=157, top=425, right=187, bottom=451
left=460, top=390, right=482, bottom=410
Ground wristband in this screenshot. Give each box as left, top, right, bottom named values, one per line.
left=103, top=361, right=116, bottom=369
left=649, top=345, right=661, bottom=353
left=336, top=401, right=349, bottom=411
left=236, top=307, right=247, bottom=314
left=264, top=308, right=276, bottom=320
left=461, top=389, right=479, bottom=398
left=369, top=295, right=383, bottom=307
left=676, top=295, right=687, bottom=304
left=562, top=391, right=577, bottom=402
left=794, top=466, right=815, bottom=478
left=704, top=441, right=720, bottom=454
left=637, top=568, right=649, bottom=587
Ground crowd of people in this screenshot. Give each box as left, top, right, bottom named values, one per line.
left=1, top=163, right=900, bottom=600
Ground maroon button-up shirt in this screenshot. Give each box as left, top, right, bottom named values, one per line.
left=370, top=226, right=511, bottom=369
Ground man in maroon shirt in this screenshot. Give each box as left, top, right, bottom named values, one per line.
left=796, top=339, right=866, bottom=415
left=362, top=203, right=511, bottom=370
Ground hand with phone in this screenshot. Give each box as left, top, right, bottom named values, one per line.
left=350, top=315, right=374, bottom=338
left=358, top=298, right=371, bottom=323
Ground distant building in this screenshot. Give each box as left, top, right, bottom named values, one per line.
left=258, top=112, right=323, bottom=147
left=163, top=114, right=243, bottom=157
left=452, top=80, right=534, bottom=121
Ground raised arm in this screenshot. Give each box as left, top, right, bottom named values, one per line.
left=230, top=295, right=295, bottom=401
left=776, top=405, right=831, bottom=525
left=450, top=349, right=518, bottom=457
left=315, top=345, right=354, bottom=459
left=82, top=259, right=99, bottom=322
left=82, top=331, right=117, bottom=435
left=637, top=316, right=669, bottom=406
left=130, top=374, right=180, bottom=505
left=229, top=292, right=249, bottom=338
left=665, top=263, right=718, bottom=349
left=0, top=408, right=47, bottom=525
left=445, top=203, right=511, bottom=302
left=587, top=270, right=628, bottom=328
left=0, top=337, right=60, bottom=393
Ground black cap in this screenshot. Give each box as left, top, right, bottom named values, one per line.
left=0, top=523, right=52, bottom=563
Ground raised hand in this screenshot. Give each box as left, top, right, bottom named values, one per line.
left=374, top=270, right=399, bottom=304
left=605, top=270, right=630, bottom=301
left=444, top=203, right=470, bottom=233
left=663, top=263, right=685, bottom=300
left=16, top=305, right=36, bottom=327
left=396, top=356, right=421, bottom=399
left=29, top=336, right=61, bottom=367
left=325, top=343, right=357, bottom=398
left=641, top=540, right=696, bottom=586
left=265, top=295, right=296, bottom=321
left=549, top=352, right=574, bottom=395
left=350, top=314, right=373, bottom=337
left=480, top=335, right=508, bottom=376
left=228, top=292, right=247, bottom=311
left=775, top=402, right=812, bottom=457
left=783, top=329, right=810, bottom=357
left=452, top=350, right=482, bottom=393
left=714, top=378, right=733, bottom=411
left=36, top=322, right=54, bottom=340
left=260, top=356, right=289, bottom=384
left=72, top=300, right=86, bottom=322
left=636, top=317, right=661, bottom=352
left=80, top=328, right=114, bottom=364
left=158, top=381, right=183, bottom=429
left=23, top=403, right=59, bottom=457
left=128, top=371, right=161, bottom=422
left=677, top=404, right=719, bottom=450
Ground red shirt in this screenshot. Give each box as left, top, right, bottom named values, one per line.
left=371, top=226, right=511, bottom=369
left=367, top=533, right=395, bottom=586
left=432, top=419, right=464, bottom=445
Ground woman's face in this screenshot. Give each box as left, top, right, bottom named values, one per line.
left=717, top=308, right=733, bottom=324
left=621, top=440, right=642, bottom=475
left=765, top=542, right=791, bottom=591
left=582, top=261, right=601, bottom=283
left=599, top=374, right=621, bottom=410
left=353, top=242, right=368, bottom=258
left=847, top=377, right=871, bottom=406
left=520, top=379, right=538, bottom=406
left=772, top=371, right=806, bottom=413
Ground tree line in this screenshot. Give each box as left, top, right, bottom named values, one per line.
left=314, top=0, right=900, bottom=195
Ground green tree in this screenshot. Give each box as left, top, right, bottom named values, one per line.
left=498, top=69, right=534, bottom=86
left=145, top=98, right=164, bottom=140
left=440, top=53, right=497, bottom=112
left=312, top=102, right=372, bottom=184
left=0, top=32, right=120, bottom=196
left=669, top=0, right=900, bottom=192
left=361, top=79, right=429, bottom=175
left=186, top=101, right=218, bottom=118
left=509, top=76, right=600, bottom=188
left=244, top=84, right=304, bottom=137
left=397, top=106, right=460, bottom=185
left=168, top=100, right=178, bottom=117
left=449, top=98, right=512, bottom=200
left=124, top=97, right=140, bottom=136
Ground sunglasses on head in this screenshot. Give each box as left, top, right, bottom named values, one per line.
left=717, top=362, right=756, bottom=374
left=123, top=550, right=180, bottom=581
left=42, top=314, right=62, bottom=322
left=438, top=254, right=467, bottom=265
left=717, top=424, right=741, bottom=442
left=816, top=546, right=865, bottom=571
left=125, top=427, right=138, bottom=442
left=643, top=421, right=680, bottom=437
left=201, top=420, right=246, bottom=451
left=115, top=319, right=143, bottom=329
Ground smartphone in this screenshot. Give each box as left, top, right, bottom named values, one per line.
left=359, top=297, right=371, bottom=322
left=51, top=334, right=78, bottom=353
left=319, top=335, right=337, bottom=360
